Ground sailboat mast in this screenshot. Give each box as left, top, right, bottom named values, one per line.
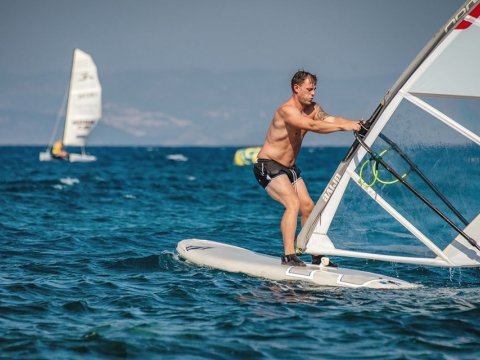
left=44, top=88, right=68, bottom=153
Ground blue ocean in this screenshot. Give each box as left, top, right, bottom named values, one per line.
left=1, top=146, right=479, bottom=360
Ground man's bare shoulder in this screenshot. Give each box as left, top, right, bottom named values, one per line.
left=276, top=101, right=300, bottom=118
left=312, top=102, right=330, bottom=120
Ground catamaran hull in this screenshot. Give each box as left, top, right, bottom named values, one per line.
left=68, top=153, right=96, bottom=162
left=177, top=239, right=418, bottom=289
left=38, top=151, right=96, bottom=162
left=39, top=152, right=53, bottom=161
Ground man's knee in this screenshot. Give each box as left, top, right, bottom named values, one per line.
left=301, top=199, right=314, bottom=217
left=285, top=197, right=300, bottom=212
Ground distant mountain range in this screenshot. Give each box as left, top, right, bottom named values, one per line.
left=0, top=69, right=392, bottom=146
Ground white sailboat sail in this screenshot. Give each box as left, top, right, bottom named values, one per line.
left=63, top=49, right=102, bottom=148
left=296, top=0, right=480, bottom=268
left=39, top=48, right=102, bottom=162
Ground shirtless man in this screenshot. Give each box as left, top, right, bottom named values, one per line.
left=253, top=70, right=361, bottom=266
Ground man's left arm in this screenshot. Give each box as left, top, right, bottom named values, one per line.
left=314, top=104, right=361, bottom=131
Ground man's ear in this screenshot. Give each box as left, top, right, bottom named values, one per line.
left=293, top=84, right=300, bottom=94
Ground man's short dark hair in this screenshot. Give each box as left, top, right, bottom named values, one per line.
left=291, top=70, right=317, bottom=91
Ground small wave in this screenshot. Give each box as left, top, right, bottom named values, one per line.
left=79, top=329, right=129, bottom=357
left=104, top=255, right=158, bottom=271
left=166, top=154, right=188, bottom=162
left=0, top=300, right=50, bottom=316
left=467, top=157, right=479, bottom=164
left=60, top=177, right=80, bottom=186
left=62, top=300, right=93, bottom=313
left=158, top=251, right=182, bottom=271
left=102, top=251, right=180, bottom=273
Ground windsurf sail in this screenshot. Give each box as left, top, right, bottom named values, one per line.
left=296, top=0, right=480, bottom=267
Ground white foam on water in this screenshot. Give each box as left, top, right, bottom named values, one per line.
left=166, top=154, right=188, bottom=162
left=59, top=177, right=80, bottom=186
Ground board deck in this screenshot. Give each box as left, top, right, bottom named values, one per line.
left=176, top=239, right=419, bottom=289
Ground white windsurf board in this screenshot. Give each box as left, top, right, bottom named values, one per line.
left=176, top=239, right=418, bottom=289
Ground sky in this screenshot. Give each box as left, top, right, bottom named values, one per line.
left=0, top=0, right=465, bottom=147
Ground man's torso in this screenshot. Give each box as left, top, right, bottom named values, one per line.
left=257, top=98, right=316, bottom=167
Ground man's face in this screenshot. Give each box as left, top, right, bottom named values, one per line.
left=295, top=78, right=316, bottom=105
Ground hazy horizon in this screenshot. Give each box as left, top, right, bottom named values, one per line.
left=0, top=0, right=464, bottom=146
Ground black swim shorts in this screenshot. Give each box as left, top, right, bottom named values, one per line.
left=253, top=158, right=302, bottom=188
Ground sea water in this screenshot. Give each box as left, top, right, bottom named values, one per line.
left=0, top=146, right=479, bottom=359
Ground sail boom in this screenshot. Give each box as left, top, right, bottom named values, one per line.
left=306, top=219, right=480, bottom=267
left=307, top=247, right=462, bottom=268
